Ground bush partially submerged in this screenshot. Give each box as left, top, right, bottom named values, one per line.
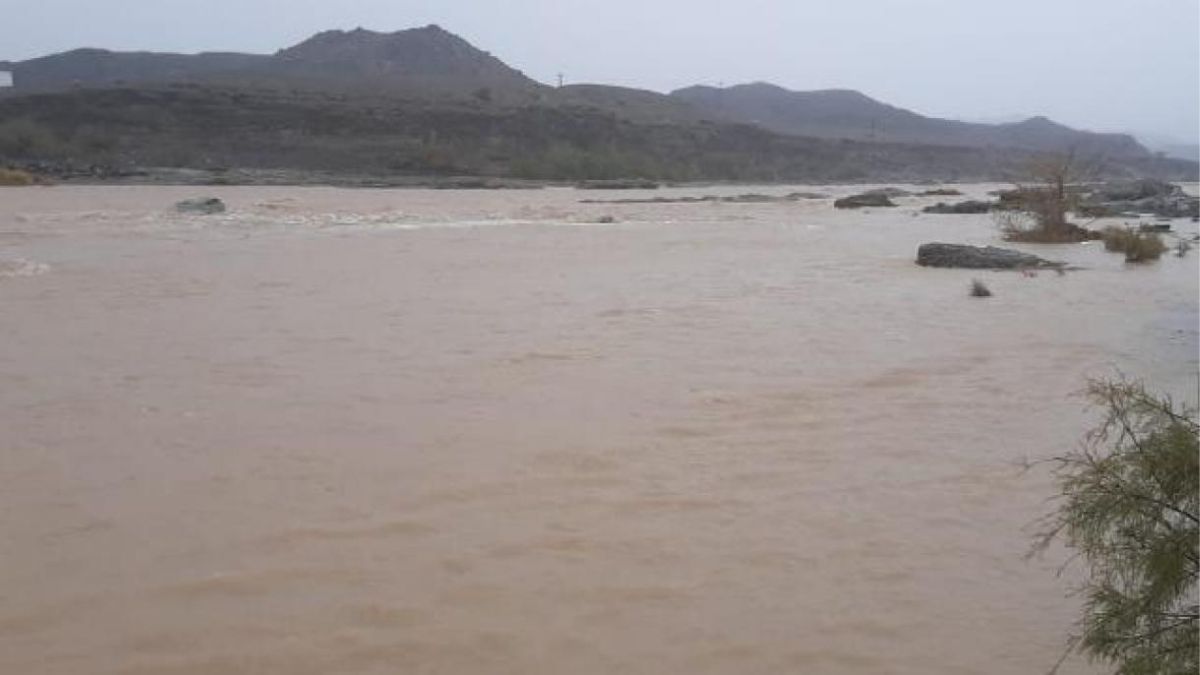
left=1102, top=227, right=1167, bottom=263
left=995, top=208, right=1101, bottom=243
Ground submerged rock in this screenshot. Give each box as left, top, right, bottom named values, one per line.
left=1081, top=180, right=1199, bottom=219
left=922, top=200, right=995, bottom=214
left=863, top=187, right=912, bottom=198
left=834, top=192, right=897, bottom=209
left=916, top=242, right=1063, bottom=269
left=175, top=197, right=226, bottom=215
left=1088, top=179, right=1178, bottom=202
left=576, top=179, right=660, bottom=190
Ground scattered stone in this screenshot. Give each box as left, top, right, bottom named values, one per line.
left=596, top=215, right=617, bottom=223
left=863, top=187, right=912, bottom=198
left=916, top=242, right=1063, bottom=269
left=1081, top=180, right=1199, bottom=219
left=1138, top=222, right=1172, bottom=233
left=922, top=200, right=995, bottom=214
left=576, top=179, right=661, bottom=190
left=175, top=197, right=226, bottom=215
left=1088, top=179, right=1177, bottom=202
left=581, top=192, right=827, bottom=205
left=970, top=279, right=993, bottom=297
left=920, top=188, right=964, bottom=197
left=834, top=192, right=897, bottom=209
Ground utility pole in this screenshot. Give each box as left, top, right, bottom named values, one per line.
left=557, top=73, right=564, bottom=88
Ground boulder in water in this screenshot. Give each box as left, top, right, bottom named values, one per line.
left=1081, top=180, right=1199, bottom=219
left=834, top=192, right=897, bottom=209
left=922, top=200, right=996, bottom=214
left=916, top=242, right=1063, bottom=269
left=175, top=197, right=226, bottom=215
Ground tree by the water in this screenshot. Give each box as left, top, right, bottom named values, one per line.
left=1035, top=379, right=1198, bottom=675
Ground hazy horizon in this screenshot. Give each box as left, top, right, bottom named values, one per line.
left=0, top=0, right=1196, bottom=143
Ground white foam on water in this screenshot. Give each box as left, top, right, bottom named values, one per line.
left=0, top=258, right=50, bottom=278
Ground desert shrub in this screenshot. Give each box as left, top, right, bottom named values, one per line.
left=1102, top=227, right=1167, bottom=263
left=0, top=168, right=35, bottom=186
left=1034, top=379, right=1198, bottom=675
left=995, top=208, right=1101, bottom=243
left=997, top=152, right=1105, bottom=243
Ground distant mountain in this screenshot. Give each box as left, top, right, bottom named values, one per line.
left=0, top=26, right=1191, bottom=183
left=1139, top=136, right=1200, bottom=163
left=0, top=48, right=268, bottom=90
left=0, top=25, right=541, bottom=95
left=272, top=25, right=539, bottom=91
left=670, top=82, right=1150, bottom=158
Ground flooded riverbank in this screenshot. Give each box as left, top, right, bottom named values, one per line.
left=2, top=184, right=1196, bottom=674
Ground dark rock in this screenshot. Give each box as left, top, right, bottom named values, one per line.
left=834, top=192, right=897, bottom=209
left=175, top=197, right=226, bottom=214
left=920, top=188, right=964, bottom=197
left=576, top=179, right=661, bottom=190
left=916, top=242, right=1063, bottom=269
left=969, top=279, right=993, bottom=297
left=1082, top=180, right=1199, bottom=219
left=1088, top=179, right=1178, bottom=202
left=722, top=193, right=778, bottom=203
left=922, top=200, right=995, bottom=214
left=863, top=187, right=911, bottom=198
left=1138, top=222, right=1172, bottom=233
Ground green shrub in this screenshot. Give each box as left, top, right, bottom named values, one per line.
left=1035, top=379, right=1198, bottom=675
left=1102, top=227, right=1168, bottom=263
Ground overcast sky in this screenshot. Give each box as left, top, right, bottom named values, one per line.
left=1, top=0, right=1196, bottom=142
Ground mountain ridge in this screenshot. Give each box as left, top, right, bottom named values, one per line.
left=669, top=82, right=1149, bottom=158
left=0, top=27, right=1150, bottom=158
left=0, top=25, right=1188, bottom=183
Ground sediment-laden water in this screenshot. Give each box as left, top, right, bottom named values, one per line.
left=2, top=184, right=1196, bottom=675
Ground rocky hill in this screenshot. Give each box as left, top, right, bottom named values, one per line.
left=0, top=26, right=1193, bottom=183
left=671, top=83, right=1150, bottom=158
left=0, top=25, right=542, bottom=96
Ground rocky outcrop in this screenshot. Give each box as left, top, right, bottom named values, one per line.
left=834, top=192, right=897, bottom=209
left=580, top=192, right=830, bottom=205
left=1081, top=180, right=1199, bottom=219
left=576, top=179, right=661, bottom=190
left=864, top=187, right=911, bottom=198
left=916, top=242, right=1062, bottom=269
left=175, top=197, right=226, bottom=214
left=922, top=200, right=995, bottom=214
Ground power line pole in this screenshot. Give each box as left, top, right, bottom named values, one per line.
left=557, top=73, right=564, bottom=88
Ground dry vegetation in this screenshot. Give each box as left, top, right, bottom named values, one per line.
left=997, top=152, right=1103, bottom=243
left=1101, top=227, right=1168, bottom=263
left=0, top=167, right=37, bottom=186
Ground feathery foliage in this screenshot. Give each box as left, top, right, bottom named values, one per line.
left=1035, top=379, right=1199, bottom=675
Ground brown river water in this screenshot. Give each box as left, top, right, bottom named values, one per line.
left=1, top=184, right=1197, bottom=675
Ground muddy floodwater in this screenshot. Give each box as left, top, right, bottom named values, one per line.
left=2, top=184, right=1197, bottom=675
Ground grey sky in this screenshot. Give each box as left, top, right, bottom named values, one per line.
left=1, top=0, right=1196, bottom=141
